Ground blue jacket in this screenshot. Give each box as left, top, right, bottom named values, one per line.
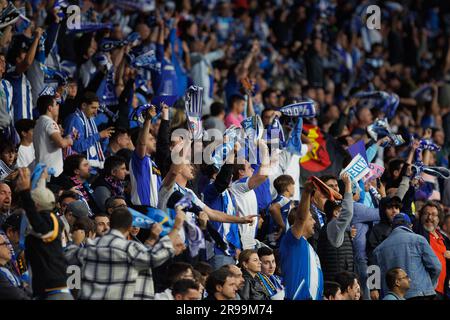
left=373, top=226, right=441, bottom=299
left=351, top=202, right=380, bottom=263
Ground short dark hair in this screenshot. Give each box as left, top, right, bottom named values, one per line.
left=15, top=119, right=35, bottom=138
left=210, top=102, right=225, bottom=117
left=58, top=190, right=80, bottom=204
left=109, top=207, right=132, bottom=230
left=320, top=175, right=337, bottom=184
left=388, top=158, right=405, bottom=176
left=115, top=148, right=133, bottom=170
left=104, top=196, right=126, bottom=212
left=261, top=107, right=277, bottom=119
left=334, top=271, right=358, bottom=294
left=110, top=127, right=129, bottom=143
left=206, top=268, right=233, bottom=296
left=230, top=94, right=245, bottom=109
left=81, top=91, right=99, bottom=105
left=37, top=95, right=55, bottom=116
left=103, top=155, right=126, bottom=176
left=385, top=267, right=403, bottom=291
left=257, top=246, right=274, bottom=259
left=324, top=281, right=341, bottom=299
left=94, top=212, right=109, bottom=219
left=194, top=262, right=213, bottom=277
left=262, top=88, right=277, bottom=102
left=273, top=175, right=295, bottom=194
left=0, top=140, right=17, bottom=154
left=63, top=154, right=87, bottom=177
left=172, top=279, right=200, bottom=297
left=73, top=216, right=96, bottom=235
left=167, top=262, right=194, bottom=287
left=324, top=200, right=342, bottom=222
left=232, top=163, right=246, bottom=181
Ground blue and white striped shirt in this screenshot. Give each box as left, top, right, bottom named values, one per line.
left=202, top=182, right=241, bottom=256
left=130, top=151, right=162, bottom=208
left=6, top=71, right=33, bottom=122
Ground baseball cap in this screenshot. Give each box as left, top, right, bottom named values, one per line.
left=67, top=200, right=90, bottom=219
left=392, top=213, right=412, bottom=229
left=1, top=211, right=23, bottom=231
left=31, top=188, right=56, bottom=212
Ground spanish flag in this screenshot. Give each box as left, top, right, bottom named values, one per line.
left=300, top=124, right=347, bottom=180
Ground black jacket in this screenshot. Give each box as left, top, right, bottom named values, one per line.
left=19, top=190, right=68, bottom=297
left=366, top=197, right=395, bottom=265
left=317, top=224, right=354, bottom=282
left=0, top=266, right=31, bottom=300
left=238, top=270, right=270, bottom=301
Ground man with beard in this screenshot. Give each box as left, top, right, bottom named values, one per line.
left=414, top=201, right=450, bottom=299
left=0, top=182, right=11, bottom=226
left=51, top=154, right=97, bottom=213
left=373, top=213, right=441, bottom=300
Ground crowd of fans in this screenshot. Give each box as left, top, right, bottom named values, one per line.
left=0, top=0, right=449, bottom=301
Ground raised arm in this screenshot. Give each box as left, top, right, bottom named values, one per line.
left=16, top=28, right=43, bottom=74
left=247, top=140, right=270, bottom=190
left=327, top=173, right=354, bottom=248
left=135, top=106, right=155, bottom=159
left=294, top=181, right=315, bottom=225
left=203, top=205, right=255, bottom=224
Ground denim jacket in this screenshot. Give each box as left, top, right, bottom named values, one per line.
left=373, top=226, right=441, bottom=299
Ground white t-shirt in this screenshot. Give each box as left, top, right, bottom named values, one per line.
left=17, top=144, right=35, bottom=169
left=158, top=183, right=206, bottom=212
left=157, top=183, right=206, bottom=245
left=33, top=115, right=63, bottom=176
left=230, top=177, right=258, bottom=250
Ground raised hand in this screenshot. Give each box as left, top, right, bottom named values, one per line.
left=16, top=168, right=31, bottom=192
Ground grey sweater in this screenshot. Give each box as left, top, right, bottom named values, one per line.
left=327, top=192, right=354, bottom=248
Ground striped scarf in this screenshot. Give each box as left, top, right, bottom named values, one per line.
left=75, top=109, right=105, bottom=168
left=0, top=160, right=14, bottom=180
left=184, top=85, right=204, bottom=140
left=257, top=273, right=284, bottom=298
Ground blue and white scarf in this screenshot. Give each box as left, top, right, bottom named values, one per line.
left=111, top=0, right=155, bottom=12
left=67, top=21, right=114, bottom=33
left=280, top=100, right=316, bottom=118
left=75, top=109, right=105, bottom=169
left=97, top=68, right=118, bottom=107
left=367, top=118, right=405, bottom=147
left=285, top=117, right=303, bottom=155
left=353, top=91, right=399, bottom=120
left=184, top=85, right=204, bottom=140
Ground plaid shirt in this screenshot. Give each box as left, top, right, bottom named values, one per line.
left=64, top=229, right=174, bottom=300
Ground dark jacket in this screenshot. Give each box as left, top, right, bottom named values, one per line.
left=19, top=190, right=68, bottom=297
left=238, top=269, right=270, bottom=301
left=0, top=266, right=31, bottom=300
left=50, top=174, right=99, bottom=214
left=318, top=226, right=354, bottom=281
left=317, top=192, right=354, bottom=281
left=366, top=197, right=394, bottom=265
